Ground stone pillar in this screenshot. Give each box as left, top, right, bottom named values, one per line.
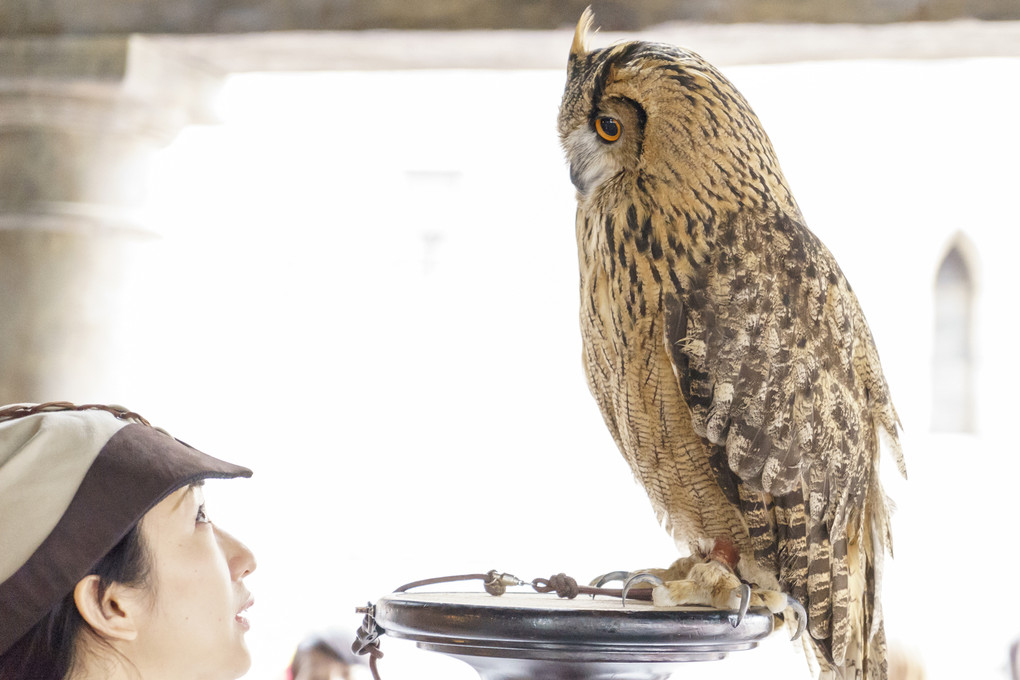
left=0, top=36, right=221, bottom=404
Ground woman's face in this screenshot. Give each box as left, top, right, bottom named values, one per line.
left=131, top=483, right=256, bottom=680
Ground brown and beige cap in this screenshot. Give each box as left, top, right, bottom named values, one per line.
left=0, top=403, right=252, bottom=655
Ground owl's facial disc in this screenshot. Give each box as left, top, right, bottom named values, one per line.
left=564, top=99, right=645, bottom=198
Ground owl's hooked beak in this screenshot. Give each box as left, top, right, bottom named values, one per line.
left=563, top=115, right=620, bottom=198
left=565, top=133, right=619, bottom=198
left=569, top=163, right=588, bottom=195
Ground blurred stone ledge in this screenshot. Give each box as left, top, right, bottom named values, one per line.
left=2, top=0, right=1018, bottom=34
left=136, top=20, right=1020, bottom=72
left=3, top=21, right=1018, bottom=83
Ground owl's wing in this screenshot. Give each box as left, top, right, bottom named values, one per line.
left=664, top=209, right=887, bottom=536
left=661, top=209, right=899, bottom=665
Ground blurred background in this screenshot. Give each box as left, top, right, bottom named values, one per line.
left=1, top=1, right=1019, bottom=679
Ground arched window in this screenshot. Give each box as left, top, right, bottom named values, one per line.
left=931, top=242, right=975, bottom=432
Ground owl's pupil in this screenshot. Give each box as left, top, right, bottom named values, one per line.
left=598, top=118, right=619, bottom=139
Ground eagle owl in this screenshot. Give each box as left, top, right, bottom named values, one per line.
left=559, top=10, right=906, bottom=679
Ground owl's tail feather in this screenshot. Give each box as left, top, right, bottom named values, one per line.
left=763, top=474, right=890, bottom=679
left=775, top=490, right=888, bottom=680
left=825, top=476, right=890, bottom=680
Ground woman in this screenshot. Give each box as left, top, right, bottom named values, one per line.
left=0, top=402, right=257, bottom=680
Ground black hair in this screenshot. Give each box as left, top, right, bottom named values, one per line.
left=0, top=523, right=151, bottom=680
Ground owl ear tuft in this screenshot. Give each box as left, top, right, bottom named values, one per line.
left=571, top=6, right=596, bottom=61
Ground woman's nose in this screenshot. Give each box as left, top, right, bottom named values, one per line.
left=217, top=526, right=257, bottom=579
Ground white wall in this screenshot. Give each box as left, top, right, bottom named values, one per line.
left=119, top=59, right=1020, bottom=679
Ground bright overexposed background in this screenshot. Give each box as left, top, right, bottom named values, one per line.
left=110, top=58, right=1020, bottom=678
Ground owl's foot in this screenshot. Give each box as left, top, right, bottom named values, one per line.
left=622, top=571, right=751, bottom=625
left=595, top=538, right=806, bottom=640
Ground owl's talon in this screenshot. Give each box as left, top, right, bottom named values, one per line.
left=728, top=583, right=751, bottom=627
left=589, top=570, right=631, bottom=588
left=621, top=572, right=663, bottom=605
left=786, top=594, right=807, bottom=641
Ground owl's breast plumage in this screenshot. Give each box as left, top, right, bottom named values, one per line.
left=577, top=205, right=749, bottom=551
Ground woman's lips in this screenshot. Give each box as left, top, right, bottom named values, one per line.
left=235, top=595, right=254, bottom=631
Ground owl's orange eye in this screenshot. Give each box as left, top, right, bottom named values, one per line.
left=595, top=116, right=622, bottom=142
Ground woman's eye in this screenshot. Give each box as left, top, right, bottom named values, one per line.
left=595, top=116, right=622, bottom=142
left=196, top=504, right=210, bottom=524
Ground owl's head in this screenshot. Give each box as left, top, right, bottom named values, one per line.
left=558, top=9, right=789, bottom=212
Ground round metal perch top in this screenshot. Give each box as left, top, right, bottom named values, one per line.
left=355, top=571, right=774, bottom=680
